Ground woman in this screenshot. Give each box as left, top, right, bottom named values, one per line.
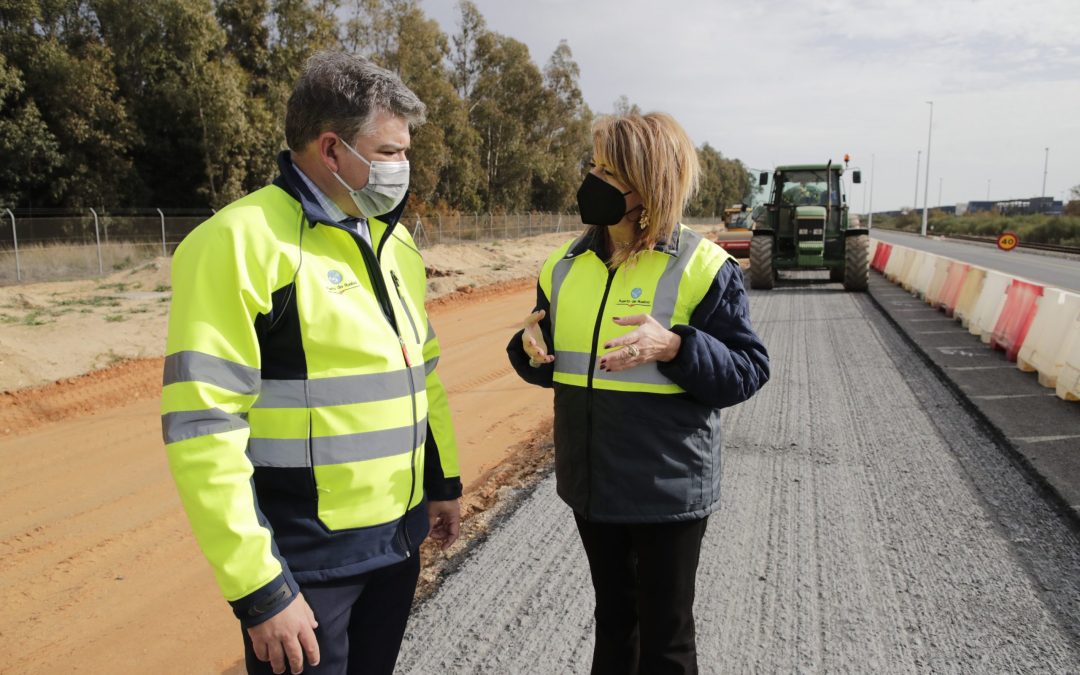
left=507, top=112, right=769, bottom=674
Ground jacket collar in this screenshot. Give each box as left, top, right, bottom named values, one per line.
left=567, top=224, right=683, bottom=259
left=272, top=150, right=409, bottom=230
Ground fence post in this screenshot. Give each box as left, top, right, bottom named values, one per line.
left=4, top=208, right=20, bottom=282
left=157, top=208, right=167, bottom=256
left=90, top=207, right=103, bottom=276
left=413, top=215, right=427, bottom=248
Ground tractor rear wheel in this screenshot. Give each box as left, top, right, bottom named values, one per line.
left=843, top=234, right=870, bottom=292
left=749, top=236, right=775, bottom=290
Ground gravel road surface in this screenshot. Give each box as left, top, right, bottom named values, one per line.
left=398, top=277, right=1080, bottom=674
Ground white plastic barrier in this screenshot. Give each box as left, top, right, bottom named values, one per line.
left=896, top=248, right=920, bottom=287
left=1056, top=322, right=1080, bottom=401
left=1016, top=289, right=1080, bottom=389
left=884, top=246, right=909, bottom=283
left=912, top=253, right=938, bottom=298
left=954, top=267, right=987, bottom=327
left=924, top=256, right=952, bottom=307
left=901, top=250, right=927, bottom=291
left=968, top=270, right=1012, bottom=341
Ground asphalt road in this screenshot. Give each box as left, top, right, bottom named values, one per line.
left=396, top=277, right=1080, bottom=674
left=871, top=228, right=1080, bottom=293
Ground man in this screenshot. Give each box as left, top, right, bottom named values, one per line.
left=161, top=52, right=462, bottom=675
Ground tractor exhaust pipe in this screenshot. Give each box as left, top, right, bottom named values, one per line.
left=825, top=159, right=832, bottom=243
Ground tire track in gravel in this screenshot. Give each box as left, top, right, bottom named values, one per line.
left=397, top=279, right=1080, bottom=674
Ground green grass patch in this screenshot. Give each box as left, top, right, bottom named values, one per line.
left=57, top=295, right=122, bottom=307
left=22, top=311, right=50, bottom=326
left=104, top=314, right=127, bottom=322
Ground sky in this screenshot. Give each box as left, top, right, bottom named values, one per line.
left=419, top=0, right=1080, bottom=213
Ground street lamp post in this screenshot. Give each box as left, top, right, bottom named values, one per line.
left=868, top=154, right=875, bottom=229
left=938, top=177, right=943, bottom=207
left=913, top=149, right=921, bottom=212
left=1041, top=146, right=1049, bottom=203
left=921, top=101, right=933, bottom=236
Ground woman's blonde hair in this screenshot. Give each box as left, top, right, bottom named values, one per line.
left=591, top=112, right=700, bottom=266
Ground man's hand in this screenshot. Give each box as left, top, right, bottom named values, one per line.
left=427, top=499, right=461, bottom=550
left=247, top=593, right=320, bottom=675
left=521, top=310, right=554, bottom=366
left=598, top=314, right=682, bottom=373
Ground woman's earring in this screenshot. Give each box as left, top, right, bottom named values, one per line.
left=638, top=208, right=650, bottom=230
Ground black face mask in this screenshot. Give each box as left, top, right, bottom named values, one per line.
left=576, top=173, right=634, bottom=226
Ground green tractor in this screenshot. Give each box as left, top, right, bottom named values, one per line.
left=749, top=160, right=869, bottom=291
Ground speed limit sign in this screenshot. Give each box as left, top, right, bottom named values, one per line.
left=996, top=232, right=1019, bottom=251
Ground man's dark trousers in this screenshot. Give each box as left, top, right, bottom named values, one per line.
left=242, top=552, right=421, bottom=675
left=574, top=514, right=709, bottom=675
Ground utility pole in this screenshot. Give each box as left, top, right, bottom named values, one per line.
left=913, top=149, right=921, bottom=212
left=1041, top=147, right=1049, bottom=207
left=938, top=177, right=943, bottom=207
left=921, top=101, right=933, bottom=237
left=868, top=154, right=875, bottom=229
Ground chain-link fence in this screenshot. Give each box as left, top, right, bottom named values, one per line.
left=0, top=208, right=724, bottom=286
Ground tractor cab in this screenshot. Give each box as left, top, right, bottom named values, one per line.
left=771, top=167, right=845, bottom=267
left=749, top=159, right=869, bottom=291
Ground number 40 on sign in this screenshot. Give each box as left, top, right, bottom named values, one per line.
left=997, top=232, right=1019, bottom=251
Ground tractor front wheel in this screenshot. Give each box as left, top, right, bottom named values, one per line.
left=749, top=236, right=775, bottom=290
left=843, top=234, right=870, bottom=292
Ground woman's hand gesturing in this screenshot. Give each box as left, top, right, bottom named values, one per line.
left=521, top=310, right=555, bottom=367
left=599, top=314, right=681, bottom=372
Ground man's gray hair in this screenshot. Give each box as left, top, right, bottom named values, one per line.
left=285, top=51, right=427, bottom=150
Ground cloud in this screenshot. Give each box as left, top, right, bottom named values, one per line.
left=420, top=0, right=1080, bottom=209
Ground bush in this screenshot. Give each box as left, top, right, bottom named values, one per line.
left=876, top=211, right=1080, bottom=247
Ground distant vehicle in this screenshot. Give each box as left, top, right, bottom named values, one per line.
left=749, top=160, right=869, bottom=292
left=715, top=204, right=752, bottom=259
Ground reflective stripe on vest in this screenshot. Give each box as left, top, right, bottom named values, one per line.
left=247, top=418, right=428, bottom=467
left=423, top=322, right=439, bottom=374
left=164, top=350, right=260, bottom=395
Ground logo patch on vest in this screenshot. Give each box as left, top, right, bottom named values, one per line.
left=616, top=287, right=651, bottom=308
left=326, top=269, right=359, bottom=294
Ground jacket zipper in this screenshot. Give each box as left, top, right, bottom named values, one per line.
left=351, top=230, right=418, bottom=558
left=584, top=268, right=617, bottom=520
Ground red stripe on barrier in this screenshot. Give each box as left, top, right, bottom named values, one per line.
left=989, top=280, right=1045, bottom=362
left=939, top=262, right=970, bottom=317
left=872, top=243, right=893, bottom=272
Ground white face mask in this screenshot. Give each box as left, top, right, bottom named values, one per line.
left=330, top=137, right=410, bottom=218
